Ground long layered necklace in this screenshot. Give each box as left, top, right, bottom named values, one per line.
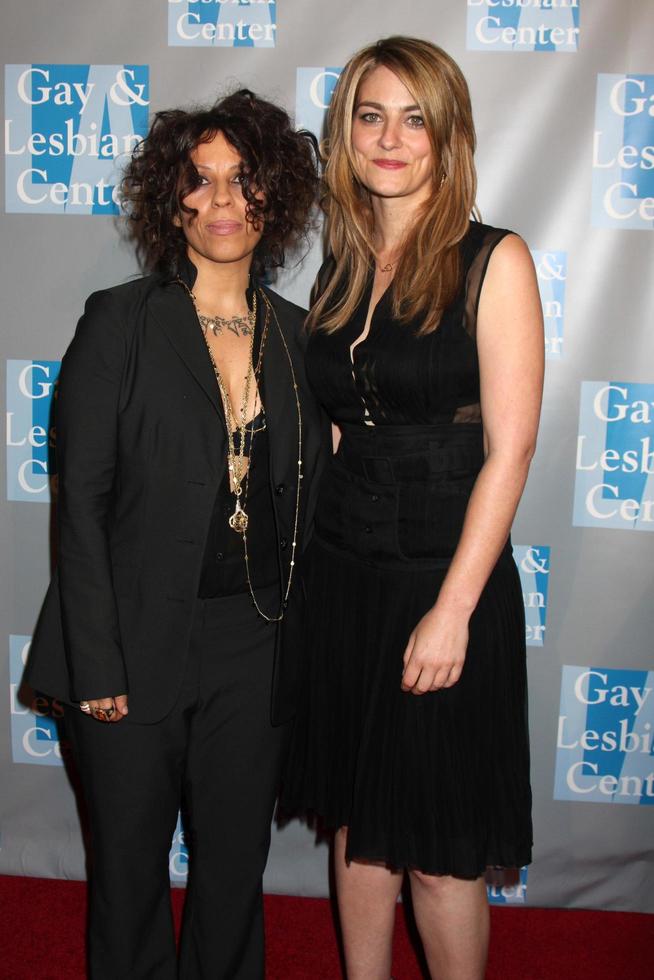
left=208, top=290, right=259, bottom=534
left=179, top=280, right=303, bottom=622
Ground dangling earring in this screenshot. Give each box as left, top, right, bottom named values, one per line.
left=439, top=172, right=446, bottom=189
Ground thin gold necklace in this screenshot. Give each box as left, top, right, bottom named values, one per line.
left=241, top=290, right=303, bottom=622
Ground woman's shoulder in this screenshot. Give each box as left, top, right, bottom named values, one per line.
left=85, top=272, right=161, bottom=312
left=311, top=254, right=337, bottom=301
left=464, top=219, right=516, bottom=251
left=260, top=284, right=308, bottom=324
left=461, top=220, right=528, bottom=281
left=466, top=220, right=532, bottom=265
left=64, top=275, right=162, bottom=359
left=259, top=284, right=310, bottom=353
left=77, top=273, right=162, bottom=335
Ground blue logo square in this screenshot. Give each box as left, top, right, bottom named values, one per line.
left=591, top=74, right=654, bottom=230
left=5, top=65, right=149, bottom=215
left=466, top=0, right=580, bottom=53
left=555, top=666, right=654, bottom=805
left=514, top=546, right=551, bottom=648
left=532, top=250, right=566, bottom=360
left=295, top=68, right=342, bottom=141
left=573, top=381, right=654, bottom=531
left=9, top=635, right=65, bottom=767
left=6, top=359, right=60, bottom=503
left=168, top=1, right=276, bottom=48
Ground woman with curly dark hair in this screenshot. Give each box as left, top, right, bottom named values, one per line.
left=26, top=89, right=324, bottom=979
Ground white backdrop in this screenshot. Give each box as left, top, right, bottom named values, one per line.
left=2, top=0, right=653, bottom=913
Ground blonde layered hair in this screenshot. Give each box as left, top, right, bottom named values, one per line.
left=308, top=36, right=479, bottom=335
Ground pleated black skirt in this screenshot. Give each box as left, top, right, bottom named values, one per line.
left=282, top=425, right=533, bottom=879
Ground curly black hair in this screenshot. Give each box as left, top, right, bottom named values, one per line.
left=121, top=89, right=319, bottom=278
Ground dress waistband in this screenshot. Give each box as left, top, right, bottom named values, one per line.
left=336, top=423, right=484, bottom=485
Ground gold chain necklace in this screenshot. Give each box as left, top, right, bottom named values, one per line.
left=214, top=341, right=254, bottom=533
left=184, top=284, right=258, bottom=533
left=178, top=280, right=302, bottom=622
left=242, top=290, right=303, bottom=622
left=214, top=291, right=257, bottom=533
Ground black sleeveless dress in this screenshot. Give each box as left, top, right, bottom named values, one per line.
left=283, top=222, right=533, bottom=878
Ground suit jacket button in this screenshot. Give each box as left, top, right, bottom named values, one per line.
left=275, top=484, right=285, bottom=496
left=216, top=552, right=224, bottom=562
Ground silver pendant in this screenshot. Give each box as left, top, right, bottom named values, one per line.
left=228, top=499, right=249, bottom=534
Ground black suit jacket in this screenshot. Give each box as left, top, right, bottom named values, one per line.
left=26, top=262, right=325, bottom=725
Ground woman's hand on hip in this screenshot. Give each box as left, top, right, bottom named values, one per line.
left=78, top=694, right=129, bottom=723
left=401, top=605, right=469, bottom=694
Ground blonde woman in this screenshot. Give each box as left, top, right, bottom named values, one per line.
left=283, top=37, right=543, bottom=980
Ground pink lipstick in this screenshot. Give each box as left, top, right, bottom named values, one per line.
left=206, top=220, right=242, bottom=235
left=372, top=159, right=407, bottom=169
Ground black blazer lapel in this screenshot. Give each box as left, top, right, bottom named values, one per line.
left=148, top=280, right=225, bottom=427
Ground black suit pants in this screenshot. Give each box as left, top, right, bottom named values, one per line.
left=65, top=587, right=286, bottom=979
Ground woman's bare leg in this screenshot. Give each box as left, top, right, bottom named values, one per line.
left=408, top=870, right=489, bottom=980
left=334, top=827, right=403, bottom=979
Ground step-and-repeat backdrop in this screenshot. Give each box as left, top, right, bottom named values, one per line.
left=2, top=1, right=652, bottom=913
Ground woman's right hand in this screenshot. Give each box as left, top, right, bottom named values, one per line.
left=401, top=603, right=469, bottom=694
left=79, top=694, right=129, bottom=723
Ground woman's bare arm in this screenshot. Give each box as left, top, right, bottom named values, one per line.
left=402, top=234, right=544, bottom=693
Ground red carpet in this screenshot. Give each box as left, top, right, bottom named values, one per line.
left=0, top=875, right=650, bottom=978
